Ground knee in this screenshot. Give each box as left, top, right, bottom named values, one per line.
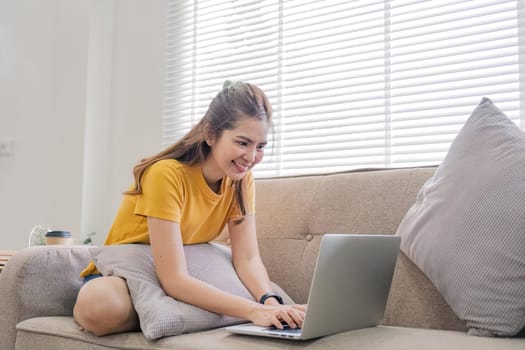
left=74, top=277, right=138, bottom=336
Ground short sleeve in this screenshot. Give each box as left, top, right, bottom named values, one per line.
left=244, top=171, right=255, bottom=215
left=134, top=161, right=184, bottom=222
left=229, top=171, right=256, bottom=220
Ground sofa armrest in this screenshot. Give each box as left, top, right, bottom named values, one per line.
left=0, top=245, right=93, bottom=350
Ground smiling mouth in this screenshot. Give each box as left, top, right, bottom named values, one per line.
left=233, top=160, right=250, bottom=172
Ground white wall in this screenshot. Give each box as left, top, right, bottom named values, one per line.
left=0, top=0, right=165, bottom=249
left=81, top=0, right=165, bottom=246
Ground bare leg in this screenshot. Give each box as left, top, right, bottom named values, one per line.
left=73, top=276, right=139, bottom=336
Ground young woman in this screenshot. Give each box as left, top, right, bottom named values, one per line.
left=73, top=81, right=306, bottom=336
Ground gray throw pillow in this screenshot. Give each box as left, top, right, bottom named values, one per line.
left=90, top=243, right=292, bottom=340
left=397, top=97, right=525, bottom=337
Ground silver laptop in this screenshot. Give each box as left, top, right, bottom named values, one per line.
left=224, top=234, right=400, bottom=340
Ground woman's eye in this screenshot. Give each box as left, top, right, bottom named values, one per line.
left=237, top=141, right=248, bottom=147
left=257, top=145, right=266, bottom=151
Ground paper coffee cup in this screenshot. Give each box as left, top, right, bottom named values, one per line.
left=45, top=231, right=73, bottom=245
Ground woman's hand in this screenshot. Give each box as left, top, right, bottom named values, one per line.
left=248, top=303, right=307, bottom=329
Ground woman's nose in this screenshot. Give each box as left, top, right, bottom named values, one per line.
left=244, top=146, right=256, bottom=163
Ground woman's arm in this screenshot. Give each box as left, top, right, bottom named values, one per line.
left=228, top=215, right=276, bottom=304
left=147, top=217, right=303, bottom=328
left=228, top=215, right=306, bottom=323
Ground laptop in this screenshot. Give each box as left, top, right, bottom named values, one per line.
left=224, top=234, right=400, bottom=340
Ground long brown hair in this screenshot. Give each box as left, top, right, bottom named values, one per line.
left=126, top=81, right=272, bottom=222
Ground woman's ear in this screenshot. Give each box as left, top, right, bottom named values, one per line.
left=204, top=124, right=216, bottom=146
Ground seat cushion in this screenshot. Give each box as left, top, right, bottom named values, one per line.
left=15, top=316, right=525, bottom=350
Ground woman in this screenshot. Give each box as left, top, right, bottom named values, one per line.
left=73, top=81, right=306, bottom=336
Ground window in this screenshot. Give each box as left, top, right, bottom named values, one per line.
left=164, top=0, right=524, bottom=177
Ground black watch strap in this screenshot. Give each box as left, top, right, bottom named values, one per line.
left=259, top=292, right=284, bottom=305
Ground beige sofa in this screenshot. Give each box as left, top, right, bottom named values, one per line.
left=1, top=166, right=523, bottom=349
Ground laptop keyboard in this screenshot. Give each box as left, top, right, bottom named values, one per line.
left=265, top=325, right=302, bottom=334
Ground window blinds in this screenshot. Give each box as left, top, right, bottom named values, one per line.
left=164, top=0, right=522, bottom=178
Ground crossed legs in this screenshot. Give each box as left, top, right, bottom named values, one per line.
left=73, top=276, right=140, bottom=336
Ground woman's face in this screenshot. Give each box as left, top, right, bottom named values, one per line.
left=203, top=115, right=268, bottom=186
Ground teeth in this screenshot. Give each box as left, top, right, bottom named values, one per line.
left=234, top=161, right=249, bottom=170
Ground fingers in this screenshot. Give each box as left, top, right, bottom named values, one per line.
left=271, top=315, right=285, bottom=329
left=288, top=306, right=305, bottom=328
left=274, top=305, right=305, bottom=329
left=278, top=310, right=296, bottom=329
left=252, top=303, right=307, bottom=329
left=290, top=303, right=307, bottom=312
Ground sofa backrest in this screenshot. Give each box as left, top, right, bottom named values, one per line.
left=251, top=167, right=431, bottom=299
left=244, top=166, right=466, bottom=331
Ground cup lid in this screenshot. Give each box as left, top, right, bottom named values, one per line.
left=45, top=230, right=71, bottom=238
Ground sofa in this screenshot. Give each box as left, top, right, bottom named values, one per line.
left=1, top=166, right=524, bottom=350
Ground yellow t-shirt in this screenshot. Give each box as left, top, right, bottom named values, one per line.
left=80, top=159, right=255, bottom=277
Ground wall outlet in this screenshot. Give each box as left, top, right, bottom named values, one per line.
left=0, top=139, right=15, bottom=156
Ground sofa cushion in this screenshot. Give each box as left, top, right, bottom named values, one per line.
left=15, top=316, right=525, bottom=350
left=397, top=97, right=525, bottom=337
left=90, top=243, right=291, bottom=340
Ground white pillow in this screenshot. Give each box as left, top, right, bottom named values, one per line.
left=397, top=98, right=525, bottom=337
left=90, top=243, right=292, bottom=340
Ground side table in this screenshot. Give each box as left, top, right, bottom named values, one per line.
left=0, top=250, right=17, bottom=273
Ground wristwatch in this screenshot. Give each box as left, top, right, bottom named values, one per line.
left=259, top=292, right=284, bottom=305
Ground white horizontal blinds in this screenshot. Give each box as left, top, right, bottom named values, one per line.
left=388, top=0, right=521, bottom=167
left=164, top=0, right=522, bottom=177
left=164, top=1, right=196, bottom=145
left=192, top=0, right=282, bottom=177
left=278, top=0, right=388, bottom=175
left=164, top=0, right=282, bottom=176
